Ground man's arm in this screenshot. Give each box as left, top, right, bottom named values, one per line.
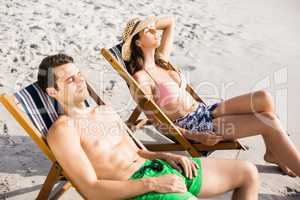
left=137, top=150, right=199, bottom=179
left=137, top=149, right=170, bottom=160
left=47, top=117, right=154, bottom=200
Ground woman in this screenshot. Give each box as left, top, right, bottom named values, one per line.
left=121, top=16, right=300, bottom=178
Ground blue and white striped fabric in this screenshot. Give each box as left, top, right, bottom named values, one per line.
left=14, top=82, right=61, bottom=138
left=15, top=82, right=91, bottom=139
left=109, top=43, right=128, bottom=69
left=174, top=102, right=219, bottom=133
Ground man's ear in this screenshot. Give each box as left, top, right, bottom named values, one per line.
left=46, top=87, right=57, bottom=98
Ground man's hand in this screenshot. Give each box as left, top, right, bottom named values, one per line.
left=163, top=153, right=199, bottom=179
left=144, top=174, right=187, bottom=193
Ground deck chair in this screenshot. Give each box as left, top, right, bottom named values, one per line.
left=101, top=43, right=247, bottom=157
left=0, top=82, right=145, bottom=200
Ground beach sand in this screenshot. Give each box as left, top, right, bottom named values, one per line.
left=0, top=0, right=299, bottom=199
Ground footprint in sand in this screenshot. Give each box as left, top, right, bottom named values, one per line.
left=174, top=40, right=185, bottom=49
left=105, top=80, right=116, bottom=91
left=285, top=186, right=300, bottom=196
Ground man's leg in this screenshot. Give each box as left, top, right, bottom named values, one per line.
left=198, top=158, right=259, bottom=200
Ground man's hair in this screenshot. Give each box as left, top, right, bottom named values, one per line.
left=37, top=54, right=74, bottom=92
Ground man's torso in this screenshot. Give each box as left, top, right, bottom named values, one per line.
left=71, top=105, right=146, bottom=180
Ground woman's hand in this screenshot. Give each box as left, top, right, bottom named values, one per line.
left=196, top=131, right=224, bottom=146
left=182, top=130, right=223, bottom=146
left=155, top=16, right=175, bottom=61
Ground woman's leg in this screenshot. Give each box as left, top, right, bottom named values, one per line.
left=211, top=90, right=274, bottom=118
left=213, top=112, right=300, bottom=177
left=199, top=158, right=259, bottom=200
left=209, top=89, right=295, bottom=173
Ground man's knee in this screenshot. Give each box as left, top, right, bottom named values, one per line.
left=241, top=161, right=259, bottom=184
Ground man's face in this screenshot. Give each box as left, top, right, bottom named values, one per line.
left=48, top=63, right=89, bottom=106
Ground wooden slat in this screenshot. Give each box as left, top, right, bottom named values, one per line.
left=145, top=141, right=244, bottom=152
left=50, top=181, right=72, bottom=200
left=36, top=163, right=61, bottom=200
left=134, top=118, right=151, bottom=130
left=126, top=105, right=142, bottom=129
left=86, top=82, right=105, bottom=105
left=186, top=85, right=206, bottom=104
left=0, top=94, right=55, bottom=161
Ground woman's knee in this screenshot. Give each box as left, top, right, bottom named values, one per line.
left=258, top=111, right=278, bottom=121
left=253, top=90, right=274, bottom=112
left=257, top=112, right=284, bottom=136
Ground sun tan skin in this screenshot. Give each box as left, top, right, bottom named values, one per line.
left=45, top=62, right=259, bottom=200
left=130, top=16, right=300, bottom=177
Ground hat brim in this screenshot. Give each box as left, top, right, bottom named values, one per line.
left=122, top=16, right=156, bottom=61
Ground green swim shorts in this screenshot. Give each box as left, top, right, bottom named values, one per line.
left=127, top=158, right=202, bottom=200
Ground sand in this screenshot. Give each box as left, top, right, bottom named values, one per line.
left=0, top=0, right=299, bottom=199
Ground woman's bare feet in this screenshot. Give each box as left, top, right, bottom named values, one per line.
left=264, top=152, right=297, bottom=177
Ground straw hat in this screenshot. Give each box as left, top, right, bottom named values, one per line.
left=122, top=16, right=156, bottom=61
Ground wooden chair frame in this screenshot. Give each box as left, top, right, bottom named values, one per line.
left=0, top=83, right=106, bottom=200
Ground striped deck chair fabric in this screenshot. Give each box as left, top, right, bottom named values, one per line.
left=14, top=82, right=89, bottom=138
left=14, top=82, right=61, bottom=138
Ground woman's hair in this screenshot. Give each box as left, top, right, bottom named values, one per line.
left=126, top=33, right=175, bottom=75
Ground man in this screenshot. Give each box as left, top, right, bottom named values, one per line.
left=38, top=54, right=259, bottom=200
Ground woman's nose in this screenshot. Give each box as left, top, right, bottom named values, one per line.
left=151, top=28, right=156, bottom=34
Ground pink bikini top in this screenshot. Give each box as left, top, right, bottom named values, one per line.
left=144, top=69, right=187, bottom=107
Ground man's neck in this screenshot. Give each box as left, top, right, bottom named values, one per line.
left=61, top=101, right=92, bottom=118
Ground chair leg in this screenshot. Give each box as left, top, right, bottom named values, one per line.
left=36, top=163, right=62, bottom=200
left=126, top=106, right=142, bottom=129
left=135, top=118, right=151, bottom=130
left=50, top=181, right=72, bottom=200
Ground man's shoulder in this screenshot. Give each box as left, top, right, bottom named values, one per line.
left=47, top=115, right=75, bottom=140
left=52, top=115, right=73, bottom=129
